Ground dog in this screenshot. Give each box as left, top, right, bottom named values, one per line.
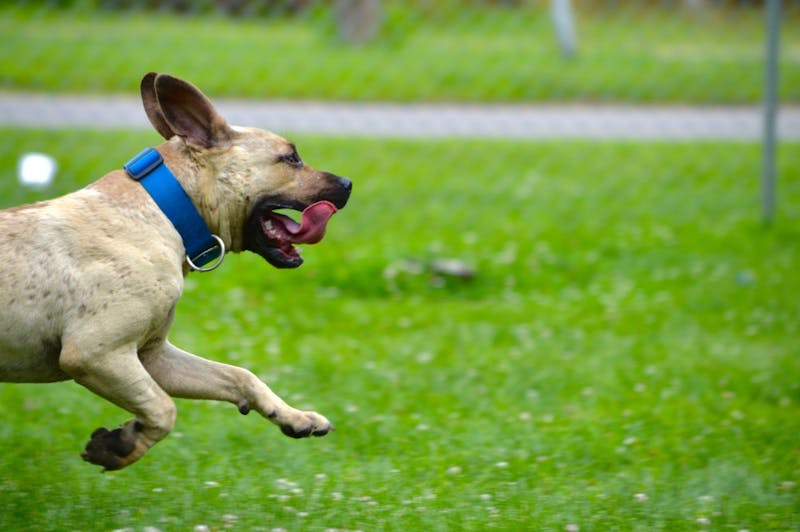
left=0, top=72, right=352, bottom=470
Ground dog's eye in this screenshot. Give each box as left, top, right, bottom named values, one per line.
left=279, top=152, right=303, bottom=168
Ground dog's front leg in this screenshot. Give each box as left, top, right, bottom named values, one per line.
left=59, top=340, right=176, bottom=471
left=139, top=341, right=334, bottom=438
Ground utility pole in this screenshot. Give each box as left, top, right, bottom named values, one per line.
left=762, top=0, right=781, bottom=224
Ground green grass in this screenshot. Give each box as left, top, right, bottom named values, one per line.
left=0, top=4, right=798, bottom=103
left=0, top=129, right=798, bottom=529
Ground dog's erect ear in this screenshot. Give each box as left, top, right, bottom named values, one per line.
left=141, top=72, right=175, bottom=141
left=140, top=72, right=234, bottom=149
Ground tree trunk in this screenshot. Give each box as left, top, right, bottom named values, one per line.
left=336, top=0, right=381, bottom=44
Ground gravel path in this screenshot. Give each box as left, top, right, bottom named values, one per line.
left=2, top=93, right=799, bottom=140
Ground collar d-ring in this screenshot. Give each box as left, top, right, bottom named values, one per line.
left=185, top=234, right=226, bottom=272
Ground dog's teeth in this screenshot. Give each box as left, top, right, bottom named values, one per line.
left=264, top=220, right=273, bottom=230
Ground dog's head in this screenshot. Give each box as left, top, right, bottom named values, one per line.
left=140, top=72, right=351, bottom=269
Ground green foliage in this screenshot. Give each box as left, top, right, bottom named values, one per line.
left=1, top=130, right=798, bottom=529
left=0, top=4, right=797, bottom=103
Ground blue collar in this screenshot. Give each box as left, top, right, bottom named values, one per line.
left=123, top=148, right=225, bottom=271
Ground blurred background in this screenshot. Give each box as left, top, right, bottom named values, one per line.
left=1, top=1, right=798, bottom=181
left=1, top=1, right=798, bottom=208
left=0, top=0, right=798, bottom=100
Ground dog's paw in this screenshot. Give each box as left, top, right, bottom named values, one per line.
left=279, top=411, right=335, bottom=439
left=81, top=420, right=142, bottom=471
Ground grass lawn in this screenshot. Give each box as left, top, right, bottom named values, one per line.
left=0, top=129, right=798, bottom=529
left=0, top=4, right=798, bottom=103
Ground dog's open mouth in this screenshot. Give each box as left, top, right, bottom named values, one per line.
left=263, top=201, right=337, bottom=248
left=245, top=201, right=338, bottom=268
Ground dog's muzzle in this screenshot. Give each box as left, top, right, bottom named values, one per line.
left=243, top=175, right=351, bottom=269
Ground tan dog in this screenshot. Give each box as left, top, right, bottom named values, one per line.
left=0, top=73, right=351, bottom=470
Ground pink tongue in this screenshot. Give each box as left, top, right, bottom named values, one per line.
left=283, top=201, right=338, bottom=244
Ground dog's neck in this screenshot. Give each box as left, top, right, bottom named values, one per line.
left=122, top=146, right=225, bottom=271
left=159, top=140, right=248, bottom=254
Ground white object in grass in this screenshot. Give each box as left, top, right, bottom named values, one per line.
left=18, top=152, right=57, bottom=189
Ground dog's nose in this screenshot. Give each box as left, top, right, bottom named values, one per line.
left=331, top=176, right=352, bottom=209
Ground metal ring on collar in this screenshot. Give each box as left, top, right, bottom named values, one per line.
left=185, top=234, right=226, bottom=272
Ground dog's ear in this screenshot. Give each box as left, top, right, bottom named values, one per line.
left=141, top=72, right=175, bottom=141
left=141, top=73, right=234, bottom=149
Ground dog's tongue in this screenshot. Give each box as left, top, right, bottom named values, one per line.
left=283, top=201, right=338, bottom=244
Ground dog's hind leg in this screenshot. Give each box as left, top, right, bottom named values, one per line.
left=139, top=341, right=334, bottom=438
left=59, top=340, right=176, bottom=471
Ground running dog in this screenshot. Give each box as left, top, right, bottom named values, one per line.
left=0, top=72, right=351, bottom=470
